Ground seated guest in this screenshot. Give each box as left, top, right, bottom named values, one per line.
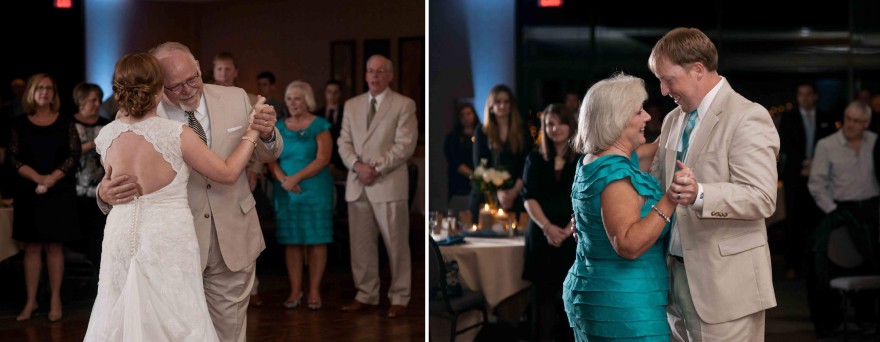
left=808, top=100, right=880, bottom=336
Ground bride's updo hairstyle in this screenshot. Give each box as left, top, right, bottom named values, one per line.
left=113, top=53, right=164, bottom=118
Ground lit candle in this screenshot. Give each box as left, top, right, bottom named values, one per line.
left=478, top=204, right=494, bottom=230
left=493, top=209, right=508, bottom=233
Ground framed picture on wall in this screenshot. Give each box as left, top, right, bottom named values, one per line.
left=363, top=39, right=391, bottom=93
left=399, top=36, right=425, bottom=139
left=331, top=40, right=356, bottom=98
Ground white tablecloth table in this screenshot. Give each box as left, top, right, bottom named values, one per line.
left=430, top=236, right=531, bottom=341
left=0, top=207, right=20, bottom=262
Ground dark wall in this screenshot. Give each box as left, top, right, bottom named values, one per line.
left=1, top=1, right=85, bottom=116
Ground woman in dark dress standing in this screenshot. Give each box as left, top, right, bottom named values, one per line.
left=9, top=74, right=81, bottom=322
left=71, top=82, right=110, bottom=269
left=443, top=103, right=478, bottom=212
left=522, top=104, right=579, bottom=341
left=471, top=84, right=533, bottom=217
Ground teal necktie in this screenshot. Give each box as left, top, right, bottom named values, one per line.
left=669, top=109, right=699, bottom=256
left=677, top=110, right=698, bottom=163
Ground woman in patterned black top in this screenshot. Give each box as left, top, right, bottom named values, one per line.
left=72, top=82, right=111, bottom=268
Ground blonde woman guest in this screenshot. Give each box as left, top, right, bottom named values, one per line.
left=471, top=84, right=533, bottom=216
left=9, top=73, right=81, bottom=322
left=268, top=80, right=334, bottom=310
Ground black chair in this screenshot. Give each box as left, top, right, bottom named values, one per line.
left=826, top=227, right=880, bottom=340
left=813, top=209, right=880, bottom=340
left=429, top=237, right=487, bottom=341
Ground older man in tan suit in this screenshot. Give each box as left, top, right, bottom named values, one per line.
left=97, top=42, right=283, bottom=342
left=649, top=28, right=779, bottom=341
left=338, top=54, right=418, bottom=318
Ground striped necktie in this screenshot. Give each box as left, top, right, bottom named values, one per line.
left=186, top=111, right=207, bottom=144
left=367, top=98, right=376, bottom=127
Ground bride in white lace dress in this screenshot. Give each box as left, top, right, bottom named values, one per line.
left=84, top=53, right=262, bottom=341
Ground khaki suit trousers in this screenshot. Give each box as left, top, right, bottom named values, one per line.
left=204, top=222, right=256, bottom=342
left=348, top=192, right=411, bottom=306
left=667, top=256, right=765, bottom=342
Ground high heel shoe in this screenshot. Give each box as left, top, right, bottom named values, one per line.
left=283, top=293, right=303, bottom=309
left=16, top=304, right=38, bottom=322
left=307, top=298, right=322, bottom=311
left=48, top=311, right=63, bottom=323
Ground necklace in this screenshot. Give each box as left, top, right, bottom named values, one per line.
left=611, top=145, right=628, bottom=156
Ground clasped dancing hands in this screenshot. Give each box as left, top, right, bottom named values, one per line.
left=668, top=160, right=697, bottom=205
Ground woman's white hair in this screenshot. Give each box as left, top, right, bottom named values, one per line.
left=572, top=72, right=647, bottom=155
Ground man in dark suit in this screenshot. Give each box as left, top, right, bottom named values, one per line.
left=315, top=80, right=346, bottom=179
left=778, top=82, right=838, bottom=280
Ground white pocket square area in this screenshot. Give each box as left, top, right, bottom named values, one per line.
left=227, top=126, right=243, bottom=133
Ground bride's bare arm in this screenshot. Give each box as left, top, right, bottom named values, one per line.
left=181, top=127, right=261, bottom=185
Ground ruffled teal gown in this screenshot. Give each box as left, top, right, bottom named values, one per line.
left=563, top=153, right=670, bottom=342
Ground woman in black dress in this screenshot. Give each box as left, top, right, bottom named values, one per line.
left=471, top=84, right=533, bottom=217
left=522, top=104, right=579, bottom=341
left=9, top=74, right=81, bottom=322
left=443, top=103, right=478, bottom=212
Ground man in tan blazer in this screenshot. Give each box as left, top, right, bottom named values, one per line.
left=338, top=54, right=418, bottom=318
left=649, top=28, right=779, bottom=341
left=97, top=42, right=283, bottom=342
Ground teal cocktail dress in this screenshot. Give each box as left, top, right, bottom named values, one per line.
left=563, top=153, right=670, bottom=341
left=273, top=117, right=334, bottom=245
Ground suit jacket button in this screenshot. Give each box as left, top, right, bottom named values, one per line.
left=204, top=214, right=210, bottom=219
left=207, top=184, right=212, bottom=189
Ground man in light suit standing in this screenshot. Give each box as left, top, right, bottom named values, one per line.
left=97, top=42, right=283, bottom=342
left=338, top=54, right=418, bottom=318
left=649, top=28, right=779, bottom=341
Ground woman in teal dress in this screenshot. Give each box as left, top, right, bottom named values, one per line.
left=563, top=73, right=693, bottom=341
left=268, top=80, right=334, bottom=310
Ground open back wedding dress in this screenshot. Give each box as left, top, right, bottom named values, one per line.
left=85, top=117, right=218, bottom=341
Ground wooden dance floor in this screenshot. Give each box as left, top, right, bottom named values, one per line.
left=0, top=230, right=426, bottom=341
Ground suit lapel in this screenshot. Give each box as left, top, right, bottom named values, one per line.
left=664, top=109, right=683, bottom=188
left=686, top=110, right=719, bottom=165
left=686, top=83, right=732, bottom=166
left=204, top=86, right=227, bottom=153
left=364, top=91, right=393, bottom=140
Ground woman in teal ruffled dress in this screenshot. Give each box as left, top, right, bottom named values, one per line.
left=563, top=73, right=693, bottom=341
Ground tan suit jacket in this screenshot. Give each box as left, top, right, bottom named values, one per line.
left=338, top=90, right=418, bottom=203
left=651, top=81, right=779, bottom=323
left=157, top=84, right=283, bottom=272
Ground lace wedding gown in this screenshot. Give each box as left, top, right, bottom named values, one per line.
left=85, top=117, right=218, bottom=341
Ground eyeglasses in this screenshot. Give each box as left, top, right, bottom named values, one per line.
left=367, top=68, right=389, bottom=75
left=164, top=74, right=201, bottom=94
left=35, top=85, right=54, bottom=92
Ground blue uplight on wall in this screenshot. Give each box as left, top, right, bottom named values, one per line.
left=463, top=0, right=516, bottom=122
left=84, top=0, right=129, bottom=104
